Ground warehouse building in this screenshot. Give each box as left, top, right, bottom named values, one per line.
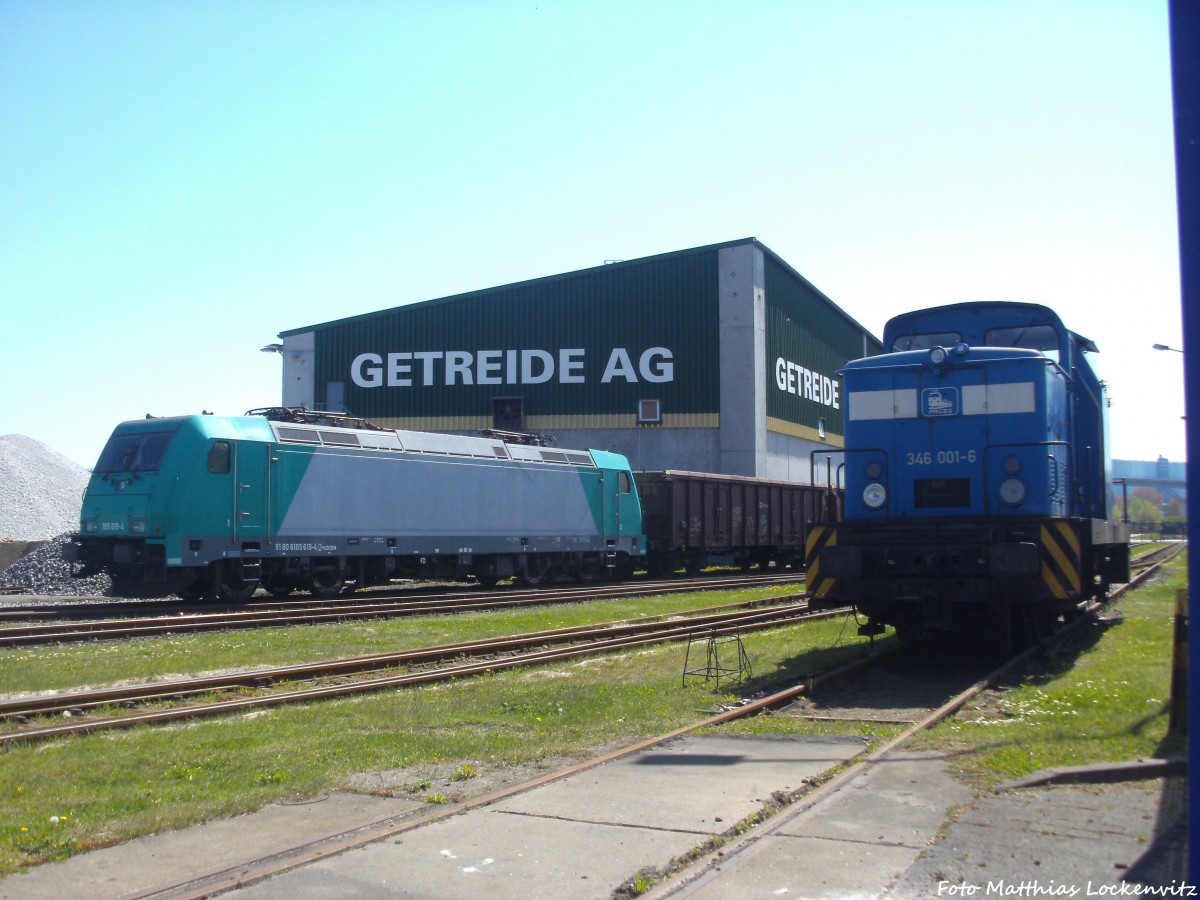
left=274, top=238, right=881, bottom=482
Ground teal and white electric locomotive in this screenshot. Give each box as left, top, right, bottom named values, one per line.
left=66, top=409, right=644, bottom=600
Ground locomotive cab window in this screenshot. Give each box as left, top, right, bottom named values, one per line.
left=95, top=430, right=176, bottom=473
left=207, top=441, right=231, bottom=475
left=620, top=471, right=631, bottom=494
left=985, top=325, right=1060, bottom=362
left=890, top=331, right=961, bottom=352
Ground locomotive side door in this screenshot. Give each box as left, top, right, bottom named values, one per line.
left=232, top=441, right=270, bottom=542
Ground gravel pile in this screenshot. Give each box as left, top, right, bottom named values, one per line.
left=0, top=533, right=112, bottom=596
left=0, top=434, right=90, bottom=541
left=0, top=434, right=107, bottom=596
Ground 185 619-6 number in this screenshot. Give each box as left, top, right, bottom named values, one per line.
left=906, top=449, right=977, bottom=465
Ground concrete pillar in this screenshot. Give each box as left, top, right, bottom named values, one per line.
left=280, top=331, right=316, bottom=409
left=718, top=244, right=767, bottom=476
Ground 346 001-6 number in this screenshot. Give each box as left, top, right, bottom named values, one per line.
left=906, top=449, right=977, bottom=465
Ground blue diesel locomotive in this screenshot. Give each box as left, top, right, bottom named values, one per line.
left=805, top=301, right=1130, bottom=643
left=65, top=410, right=644, bottom=600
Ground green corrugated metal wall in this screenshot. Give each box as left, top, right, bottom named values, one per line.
left=308, top=248, right=721, bottom=425
left=764, top=255, right=882, bottom=439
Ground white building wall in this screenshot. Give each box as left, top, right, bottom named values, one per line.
left=764, top=431, right=840, bottom=485
left=281, top=331, right=316, bottom=409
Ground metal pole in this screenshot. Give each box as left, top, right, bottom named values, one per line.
left=1167, top=0, right=1200, bottom=883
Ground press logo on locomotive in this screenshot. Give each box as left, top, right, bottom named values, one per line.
left=923, top=387, right=959, bottom=417
left=350, top=347, right=675, bottom=388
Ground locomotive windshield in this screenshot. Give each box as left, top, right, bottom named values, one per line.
left=94, top=430, right=176, bottom=473
left=984, top=325, right=1061, bottom=363
left=890, top=331, right=961, bottom=352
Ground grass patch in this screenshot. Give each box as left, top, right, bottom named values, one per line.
left=916, top=552, right=1188, bottom=785
left=0, top=586, right=798, bottom=697
left=0, top=591, right=875, bottom=875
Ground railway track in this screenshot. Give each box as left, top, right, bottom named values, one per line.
left=649, top=539, right=1187, bottom=895
left=1130, top=540, right=1185, bottom=571
left=6, top=544, right=1181, bottom=897
left=105, top=581, right=1108, bottom=900
left=0, top=595, right=829, bottom=745
left=0, top=572, right=803, bottom=647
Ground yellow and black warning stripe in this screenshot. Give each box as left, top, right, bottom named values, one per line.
left=1039, top=520, right=1081, bottom=599
left=805, top=524, right=838, bottom=600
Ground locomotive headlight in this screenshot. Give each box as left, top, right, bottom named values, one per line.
left=1000, top=478, right=1027, bottom=506
left=83, top=520, right=99, bottom=533
left=953, top=342, right=970, bottom=356
left=865, top=460, right=883, bottom=479
left=131, top=519, right=147, bottom=534
left=1003, top=454, right=1021, bottom=474
left=929, top=346, right=949, bottom=366
left=863, top=482, right=887, bottom=509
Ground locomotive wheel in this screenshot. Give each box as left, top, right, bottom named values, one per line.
left=308, top=568, right=344, bottom=599
left=1015, top=605, right=1055, bottom=645
left=176, top=577, right=211, bottom=602
left=517, top=557, right=552, bottom=587
left=612, top=555, right=635, bottom=581
left=109, top=576, right=148, bottom=598
left=263, top=579, right=295, bottom=598
left=570, top=558, right=602, bottom=583
left=216, top=562, right=258, bottom=602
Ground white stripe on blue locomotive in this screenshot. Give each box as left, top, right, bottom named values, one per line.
left=849, top=382, right=1036, bottom=420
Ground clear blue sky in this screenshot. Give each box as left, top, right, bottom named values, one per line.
left=1, top=0, right=1183, bottom=469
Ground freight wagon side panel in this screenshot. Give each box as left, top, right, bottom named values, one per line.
left=635, top=471, right=837, bottom=556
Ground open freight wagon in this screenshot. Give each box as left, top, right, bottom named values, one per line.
left=634, top=470, right=839, bottom=576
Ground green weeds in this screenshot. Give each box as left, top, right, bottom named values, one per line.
left=0, top=588, right=870, bottom=875
left=918, top=552, right=1187, bottom=784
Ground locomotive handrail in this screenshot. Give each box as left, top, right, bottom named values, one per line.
left=809, top=447, right=884, bottom=488
left=808, top=448, right=850, bottom=490
left=810, top=447, right=882, bottom=513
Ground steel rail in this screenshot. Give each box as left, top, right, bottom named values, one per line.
left=646, top=537, right=1187, bottom=896
left=88, top=545, right=1190, bottom=899
left=0, top=573, right=804, bottom=646
left=0, top=571, right=801, bottom=620
left=0, top=600, right=840, bottom=744
left=123, top=626, right=883, bottom=900
left=0, top=594, right=806, bottom=718
left=1130, top=541, right=1186, bottom=571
